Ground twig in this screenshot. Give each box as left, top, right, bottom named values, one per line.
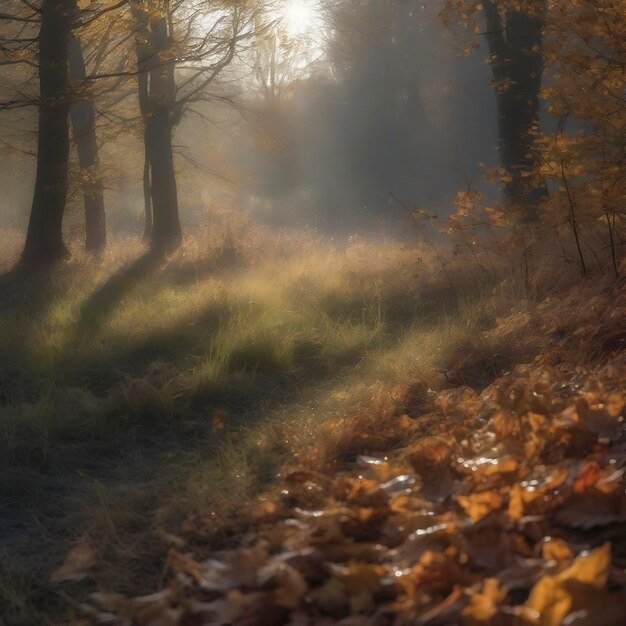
left=560, top=161, right=587, bottom=277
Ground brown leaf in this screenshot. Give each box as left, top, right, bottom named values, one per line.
left=523, top=543, right=612, bottom=626
left=573, top=461, right=602, bottom=493
left=258, top=561, right=308, bottom=608
left=554, top=488, right=626, bottom=530
left=491, top=411, right=520, bottom=441
left=406, top=437, right=454, bottom=473
left=50, top=535, right=98, bottom=584
left=461, top=578, right=507, bottom=623
left=456, top=491, right=504, bottom=522
left=166, top=550, right=207, bottom=586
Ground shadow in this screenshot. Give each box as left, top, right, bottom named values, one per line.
left=68, top=302, right=232, bottom=395
left=0, top=270, right=504, bottom=622
left=77, top=251, right=160, bottom=337
left=0, top=264, right=58, bottom=318
left=0, top=266, right=67, bottom=406
left=159, top=245, right=240, bottom=288
left=0, top=248, right=506, bottom=623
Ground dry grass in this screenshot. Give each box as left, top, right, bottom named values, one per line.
left=0, top=209, right=606, bottom=624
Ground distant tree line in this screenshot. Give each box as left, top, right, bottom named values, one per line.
left=0, top=0, right=623, bottom=275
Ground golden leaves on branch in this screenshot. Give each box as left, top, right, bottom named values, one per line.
left=442, top=0, right=625, bottom=277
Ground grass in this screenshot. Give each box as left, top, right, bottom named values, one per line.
left=0, top=212, right=553, bottom=625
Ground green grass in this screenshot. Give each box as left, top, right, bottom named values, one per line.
left=0, top=218, right=535, bottom=624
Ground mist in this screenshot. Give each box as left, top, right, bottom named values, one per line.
left=1, top=0, right=623, bottom=622
left=227, top=1, right=499, bottom=233
left=0, top=0, right=499, bottom=239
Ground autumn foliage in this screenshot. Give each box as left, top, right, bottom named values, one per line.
left=442, top=0, right=625, bottom=278
left=78, top=277, right=626, bottom=625
left=6, top=3, right=624, bottom=624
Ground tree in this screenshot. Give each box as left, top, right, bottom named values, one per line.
left=21, top=0, right=74, bottom=266
left=68, top=25, right=106, bottom=252
left=130, top=0, right=181, bottom=251
left=442, top=0, right=625, bottom=276
left=536, top=0, right=625, bottom=275
left=443, top=0, right=547, bottom=221
left=130, top=0, right=261, bottom=253
left=0, top=0, right=120, bottom=265
left=131, top=1, right=154, bottom=239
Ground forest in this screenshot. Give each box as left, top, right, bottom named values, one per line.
left=0, top=0, right=624, bottom=624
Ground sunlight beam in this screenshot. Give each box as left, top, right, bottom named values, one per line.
left=281, top=0, right=319, bottom=37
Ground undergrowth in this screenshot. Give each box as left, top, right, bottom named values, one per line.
left=0, top=211, right=618, bottom=625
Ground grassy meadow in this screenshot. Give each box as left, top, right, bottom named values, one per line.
left=0, top=212, right=566, bottom=624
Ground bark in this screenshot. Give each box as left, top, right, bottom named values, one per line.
left=146, top=109, right=181, bottom=251
left=483, top=0, right=546, bottom=222
left=142, top=135, right=153, bottom=239
left=21, top=0, right=73, bottom=266
left=132, top=3, right=180, bottom=249
left=133, top=3, right=153, bottom=239
left=68, top=34, right=106, bottom=252
left=146, top=15, right=181, bottom=251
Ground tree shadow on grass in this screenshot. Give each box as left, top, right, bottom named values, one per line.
left=0, top=264, right=59, bottom=318
left=158, top=245, right=240, bottom=287
left=0, top=297, right=392, bottom=613
left=67, top=301, right=233, bottom=395
left=77, top=251, right=161, bottom=337
left=0, top=251, right=491, bottom=624
left=0, top=266, right=69, bottom=405
left=0, top=275, right=486, bottom=624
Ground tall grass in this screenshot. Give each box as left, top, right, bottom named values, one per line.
left=0, top=212, right=545, bottom=623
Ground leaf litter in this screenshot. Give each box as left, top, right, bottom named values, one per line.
left=81, top=283, right=625, bottom=625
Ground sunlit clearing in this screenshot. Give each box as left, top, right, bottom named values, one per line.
left=281, top=0, right=319, bottom=37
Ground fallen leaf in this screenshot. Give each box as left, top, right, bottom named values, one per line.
left=524, top=543, right=612, bottom=626
left=457, top=491, right=504, bottom=522
left=573, top=461, right=601, bottom=493
left=462, top=578, right=507, bottom=623
left=541, top=538, right=573, bottom=565
left=50, top=535, right=98, bottom=584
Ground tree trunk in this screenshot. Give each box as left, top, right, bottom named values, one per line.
left=483, top=0, right=546, bottom=222
left=68, top=34, right=106, bottom=252
left=133, top=2, right=154, bottom=240
left=142, top=137, right=153, bottom=239
left=145, top=12, right=181, bottom=252
left=146, top=110, right=181, bottom=251
left=21, top=0, right=73, bottom=266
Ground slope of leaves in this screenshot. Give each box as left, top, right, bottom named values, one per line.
left=83, top=280, right=626, bottom=625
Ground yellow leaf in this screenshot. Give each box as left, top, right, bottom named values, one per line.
left=456, top=491, right=503, bottom=522
left=462, top=578, right=507, bottom=623
left=559, top=542, right=611, bottom=589
left=508, top=483, right=525, bottom=520
left=524, top=543, right=612, bottom=626
left=524, top=575, right=572, bottom=626
left=50, top=536, right=98, bottom=584
left=542, top=538, right=574, bottom=565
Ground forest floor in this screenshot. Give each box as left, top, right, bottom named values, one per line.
left=0, top=213, right=624, bottom=625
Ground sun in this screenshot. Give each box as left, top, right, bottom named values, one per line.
left=281, top=0, right=319, bottom=37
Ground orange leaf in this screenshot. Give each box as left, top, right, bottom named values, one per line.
left=574, top=461, right=601, bottom=493
left=456, top=491, right=503, bottom=522
left=50, top=536, right=98, bottom=584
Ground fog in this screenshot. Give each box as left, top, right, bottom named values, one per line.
left=0, top=0, right=499, bottom=238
